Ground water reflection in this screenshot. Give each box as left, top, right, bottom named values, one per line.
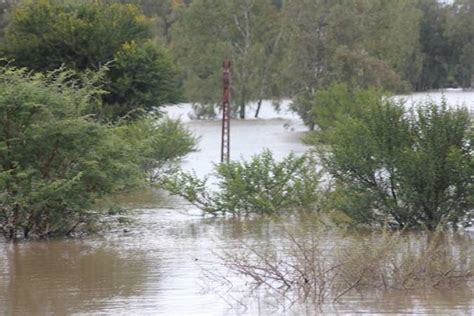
left=333, top=286, right=474, bottom=315
left=0, top=240, right=152, bottom=315
left=0, top=205, right=472, bottom=315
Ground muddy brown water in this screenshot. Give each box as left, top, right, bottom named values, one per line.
left=1, top=94, right=473, bottom=315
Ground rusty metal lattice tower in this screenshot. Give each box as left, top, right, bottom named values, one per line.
left=221, top=60, right=231, bottom=163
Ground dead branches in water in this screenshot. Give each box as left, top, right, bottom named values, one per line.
left=214, top=226, right=473, bottom=305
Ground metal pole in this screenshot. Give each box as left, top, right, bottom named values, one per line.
left=221, top=60, right=231, bottom=163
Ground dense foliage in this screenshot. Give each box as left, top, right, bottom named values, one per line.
left=104, top=41, right=180, bottom=119
left=171, top=0, right=283, bottom=118
left=163, top=150, right=321, bottom=216
left=315, top=91, right=473, bottom=229
left=1, top=0, right=471, bottom=122
left=299, top=84, right=384, bottom=134
left=115, top=116, right=197, bottom=181
left=0, top=67, right=195, bottom=239
left=0, top=67, right=134, bottom=238
left=0, top=0, right=472, bottom=238
left=2, top=0, right=180, bottom=120
left=417, top=0, right=473, bottom=90
left=121, top=0, right=472, bottom=124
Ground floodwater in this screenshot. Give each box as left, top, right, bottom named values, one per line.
left=1, top=92, right=473, bottom=315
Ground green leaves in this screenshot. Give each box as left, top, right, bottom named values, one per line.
left=4, top=0, right=151, bottom=71
left=115, top=116, right=197, bottom=181
left=2, top=0, right=179, bottom=121
left=317, top=90, right=473, bottom=229
left=104, top=41, right=181, bottom=119
left=0, top=67, right=195, bottom=239
left=162, top=150, right=321, bottom=216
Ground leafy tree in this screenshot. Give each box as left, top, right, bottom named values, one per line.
left=104, top=41, right=181, bottom=119
left=445, top=0, right=474, bottom=88
left=284, top=0, right=421, bottom=129
left=317, top=94, right=473, bottom=230
left=2, top=0, right=179, bottom=120
left=3, top=0, right=150, bottom=71
left=415, top=0, right=473, bottom=90
left=416, top=0, right=454, bottom=90
left=116, top=0, right=189, bottom=42
left=162, top=150, right=321, bottom=216
left=171, top=0, right=283, bottom=118
left=0, top=67, right=136, bottom=239
left=0, top=66, right=196, bottom=240
left=115, top=116, right=197, bottom=181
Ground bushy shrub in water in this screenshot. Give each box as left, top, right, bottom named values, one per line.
left=162, top=150, right=321, bottom=216
left=115, top=116, right=197, bottom=182
left=292, top=84, right=384, bottom=133
left=0, top=67, right=196, bottom=239
left=315, top=90, right=473, bottom=229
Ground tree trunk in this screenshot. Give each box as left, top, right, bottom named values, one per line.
left=240, top=102, right=245, bottom=119
left=239, top=89, right=246, bottom=119
left=254, top=99, right=262, bottom=118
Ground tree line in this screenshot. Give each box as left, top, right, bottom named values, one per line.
left=134, top=0, right=472, bottom=120
left=1, top=0, right=472, bottom=121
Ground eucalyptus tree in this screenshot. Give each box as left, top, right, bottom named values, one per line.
left=283, top=0, right=422, bottom=130
left=446, top=0, right=474, bottom=88
left=171, top=0, right=283, bottom=118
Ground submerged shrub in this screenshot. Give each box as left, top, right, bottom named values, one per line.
left=115, top=116, right=197, bottom=181
left=317, top=96, right=473, bottom=230
left=0, top=67, right=196, bottom=240
left=0, top=67, right=134, bottom=239
left=214, top=223, right=473, bottom=305
left=162, top=150, right=321, bottom=216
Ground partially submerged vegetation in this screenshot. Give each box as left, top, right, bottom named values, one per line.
left=0, top=1, right=196, bottom=240
left=314, top=85, right=473, bottom=230
left=165, top=88, right=473, bottom=230
left=0, top=2, right=471, bottom=313
left=163, top=150, right=321, bottom=216
left=210, top=220, right=473, bottom=305
left=0, top=67, right=195, bottom=240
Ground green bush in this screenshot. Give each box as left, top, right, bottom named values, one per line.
left=293, top=84, right=384, bottom=133
left=103, top=41, right=181, bottom=120
left=319, top=95, right=473, bottom=229
left=0, top=66, right=195, bottom=239
left=162, top=150, right=321, bottom=216
left=0, top=67, right=139, bottom=239
left=311, top=84, right=384, bottom=132
left=115, top=116, right=197, bottom=181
